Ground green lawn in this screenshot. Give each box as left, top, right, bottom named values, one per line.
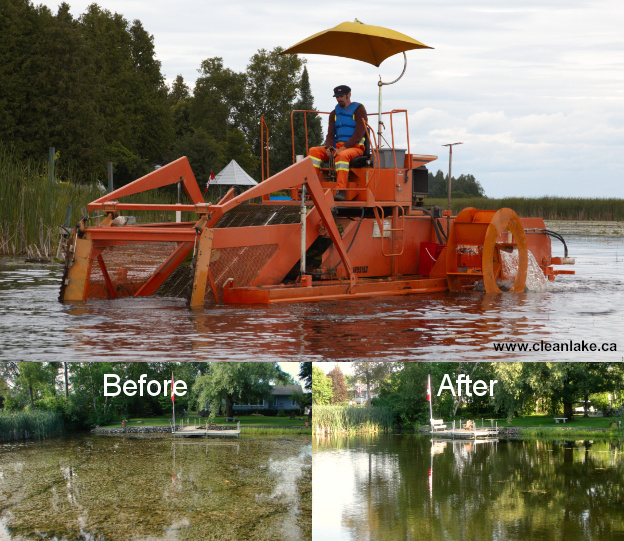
left=102, top=414, right=309, bottom=429
left=445, top=415, right=622, bottom=429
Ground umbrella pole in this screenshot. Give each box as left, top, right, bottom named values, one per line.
left=377, top=52, right=408, bottom=147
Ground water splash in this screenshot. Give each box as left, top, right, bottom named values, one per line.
left=500, top=249, right=550, bottom=292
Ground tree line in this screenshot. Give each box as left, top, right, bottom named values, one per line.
left=427, top=170, right=486, bottom=198
left=0, top=362, right=311, bottom=431
left=1, top=1, right=323, bottom=188
left=313, top=362, right=624, bottom=427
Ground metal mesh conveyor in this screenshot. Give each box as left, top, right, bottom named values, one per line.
left=213, top=204, right=301, bottom=228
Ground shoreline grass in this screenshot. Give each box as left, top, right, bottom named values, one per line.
left=518, top=427, right=621, bottom=441
left=424, top=197, right=624, bottom=221
left=101, top=414, right=309, bottom=429
left=313, top=405, right=393, bottom=434
left=242, top=427, right=311, bottom=435
left=0, top=410, right=64, bottom=443
left=0, top=148, right=199, bottom=257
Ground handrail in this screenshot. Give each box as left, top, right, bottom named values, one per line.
left=374, top=205, right=406, bottom=257
left=364, top=120, right=381, bottom=195
left=290, top=109, right=331, bottom=164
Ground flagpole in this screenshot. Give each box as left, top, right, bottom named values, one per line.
left=171, top=371, right=175, bottom=433
left=428, top=374, right=433, bottom=422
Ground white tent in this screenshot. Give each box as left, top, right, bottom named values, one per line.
left=211, top=160, right=257, bottom=186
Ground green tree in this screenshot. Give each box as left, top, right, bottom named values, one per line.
left=299, top=362, right=312, bottom=391
left=352, top=362, right=394, bottom=406
left=491, top=362, right=623, bottom=420
left=191, top=57, right=245, bottom=142
left=327, top=366, right=348, bottom=404
left=168, top=74, right=190, bottom=104
left=224, top=128, right=259, bottom=177
left=192, top=363, right=289, bottom=420
left=273, top=65, right=323, bottom=168
left=170, top=128, right=225, bottom=187
left=238, top=48, right=303, bottom=176
left=16, top=362, right=57, bottom=409
left=180, top=49, right=309, bottom=181
left=0, top=2, right=174, bottom=182
left=312, top=366, right=333, bottom=405
left=428, top=170, right=485, bottom=198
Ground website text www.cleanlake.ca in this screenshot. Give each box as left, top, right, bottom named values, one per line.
left=492, top=340, right=617, bottom=353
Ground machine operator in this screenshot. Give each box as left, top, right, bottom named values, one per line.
left=308, top=85, right=368, bottom=201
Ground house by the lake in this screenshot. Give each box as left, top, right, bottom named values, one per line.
left=233, top=384, right=303, bottom=413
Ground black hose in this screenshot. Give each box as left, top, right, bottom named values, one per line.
left=527, top=229, right=569, bottom=257
left=419, top=208, right=447, bottom=244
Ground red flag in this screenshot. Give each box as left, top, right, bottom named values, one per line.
left=171, top=372, right=175, bottom=403
left=204, top=171, right=215, bottom=194
left=427, top=375, right=431, bottom=402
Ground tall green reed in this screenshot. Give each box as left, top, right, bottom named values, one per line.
left=0, top=410, right=64, bottom=443
left=0, top=148, right=199, bottom=256
left=313, top=405, right=393, bottom=434
left=0, top=148, right=100, bottom=256
left=425, top=197, right=624, bottom=221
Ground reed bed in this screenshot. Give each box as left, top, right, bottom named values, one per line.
left=0, top=149, right=198, bottom=257
left=313, top=405, right=393, bottom=435
left=425, top=197, right=624, bottom=221
left=0, top=148, right=99, bottom=257
left=0, top=410, right=64, bottom=443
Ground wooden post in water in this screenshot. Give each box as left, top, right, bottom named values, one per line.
left=107, top=162, right=114, bottom=193
left=49, top=147, right=55, bottom=246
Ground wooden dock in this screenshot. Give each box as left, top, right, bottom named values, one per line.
left=171, top=421, right=241, bottom=438
left=431, top=427, right=499, bottom=439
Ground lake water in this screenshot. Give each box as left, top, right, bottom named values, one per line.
left=1, top=227, right=623, bottom=361
left=312, top=434, right=624, bottom=541
left=0, top=433, right=311, bottom=541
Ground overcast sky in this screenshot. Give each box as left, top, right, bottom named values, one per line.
left=38, top=0, right=623, bottom=198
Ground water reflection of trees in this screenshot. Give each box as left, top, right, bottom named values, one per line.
left=318, top=435, right=624, bottom=541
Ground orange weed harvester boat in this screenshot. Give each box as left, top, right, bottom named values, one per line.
left=59, top=22, right=575, bottom=307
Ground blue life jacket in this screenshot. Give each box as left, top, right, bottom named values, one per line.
left=333, top=102, right=361, bottom=144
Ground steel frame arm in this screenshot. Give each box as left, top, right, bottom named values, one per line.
left=88, top=157, right=205, bottom=211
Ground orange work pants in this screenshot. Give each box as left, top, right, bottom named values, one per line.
left=308, top=143, right=364, bottom=189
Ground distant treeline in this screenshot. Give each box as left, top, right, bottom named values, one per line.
left=428, top=170, right=485, bottom=198
left=425, top=196, right=624, bottom=221
left=1, top=0, right=322, bottom=188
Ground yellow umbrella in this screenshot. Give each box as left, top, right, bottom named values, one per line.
left=283, top=20, right=432, bottom=143
left=282, top=20, right=432, bottom=67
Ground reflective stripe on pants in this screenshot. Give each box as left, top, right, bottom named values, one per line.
left=307, top=144, right=364, bottom=189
